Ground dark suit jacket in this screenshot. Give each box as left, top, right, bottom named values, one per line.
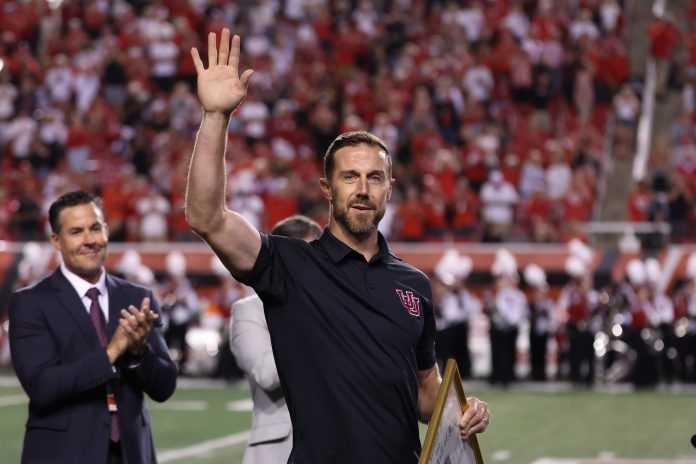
left=9, top=269, right=178, bottom=464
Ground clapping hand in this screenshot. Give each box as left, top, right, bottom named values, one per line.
left=119, top=297, right=158, bottom=356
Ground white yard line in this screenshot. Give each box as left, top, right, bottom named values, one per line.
left=0, top=394, right=27, bottom=407
left=158, top=431, right=250, bottom=463
left=225, top=399, right=254, bottom=412
left=149, top=400, right=208, bottom=411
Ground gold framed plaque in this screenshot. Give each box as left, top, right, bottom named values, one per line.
left=419, top=359, right=485, bottom=464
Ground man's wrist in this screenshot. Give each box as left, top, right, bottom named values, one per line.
left=203, top=111, right=232, bottom=123
left=106, top=345, right=120, bottom=364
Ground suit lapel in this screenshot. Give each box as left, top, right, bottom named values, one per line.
left=50, top=269, right=100, bottom=346
left=106, top=274, right=130, bottom=338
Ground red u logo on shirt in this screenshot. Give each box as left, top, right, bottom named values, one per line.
left=396, top=289, right=421, bottom=317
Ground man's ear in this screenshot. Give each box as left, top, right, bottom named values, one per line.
left=386, top=177, right=395, bottom=200
left=50, top=233, right=61, bottom=252
left=320, top=178, right=331, bottom=199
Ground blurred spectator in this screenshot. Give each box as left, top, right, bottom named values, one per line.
left=4, top=109, right=37, bottom=162
left=0, top=70, right=18, bottom=120
left=480, top=170, right=519, bottom=242
left=393, top=184, right=427, bottom=242
left=521, top=186, right=557, bottom=243
left=43, top=54, right=73, bottom=107
left=238, top=90, right=270, bottom=143
left=65, top=114, right=92, bottom=172
left=8, top=190, right=44, bottom=241
left=649, top=13, right=680, bottom=99
left=148, top=27, right=179, bottom=92
left=530, top=71, right=553, bottom=131
left=450, top=177, right=480, bottom=241
left=599, top=0, right=622, bottom=34
left=463, top=54, right=494, bottom=105
left=74, top=58, right=101, bottom=115
left=573, top=62, right=595, bottom=124
left=519, top=149, right=546, bottom=199
left=503, top=2, right=530, bottom=40
left=422, top=178, right=448, bottom=240
left=135, top=184, right=171, bottom=242
left=613, top=84, right=641, bottom=158
left=627, top=180, right=652, bottom=222
left=570, top=9, right=600, bottom=43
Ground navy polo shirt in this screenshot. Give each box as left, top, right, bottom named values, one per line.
left=241, top=228, right=436, bottom=464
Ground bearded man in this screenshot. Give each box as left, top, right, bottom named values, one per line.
left=185, top=30, right=490, bottom=464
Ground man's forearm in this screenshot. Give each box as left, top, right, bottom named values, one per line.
left=417, top=366, right=442, bottom=422
left=186, top=112, right=231, bottom=234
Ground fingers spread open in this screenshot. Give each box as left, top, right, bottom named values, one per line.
left=240, top=69, right=254, bottom=88
left=219, top=28, right=231, bottom=65
left=191, top=47, right=204, bottom=74
left=229, top=34, right=241, bottom=72
left=207, top=32, right=217, bottom=67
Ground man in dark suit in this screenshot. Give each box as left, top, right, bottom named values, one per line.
left=9, top=190, right=178, bottom=464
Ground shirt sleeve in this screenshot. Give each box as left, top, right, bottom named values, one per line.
left=415, top=280, right=437, bottom=370
left=240, top=232, right=292, bottom=308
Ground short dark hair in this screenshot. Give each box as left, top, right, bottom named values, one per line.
left=48, top=190, right=104, bottom=234
left=323, top=131, right=391, bottom=179
left=271, top=215, right=322, bottom=240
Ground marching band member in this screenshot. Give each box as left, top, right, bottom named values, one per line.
left=486, top=249, right=527, bottom=386
left=524, top=263, right=554, bottom=381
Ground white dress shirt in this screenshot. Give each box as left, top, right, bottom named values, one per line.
left=60, top=262, right=110, bottom=322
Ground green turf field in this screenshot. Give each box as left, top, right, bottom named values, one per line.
left=1, top=380, right=695, bottom=463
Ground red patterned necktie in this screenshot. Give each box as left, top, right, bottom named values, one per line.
left=86, top=287, right=121, bottom=443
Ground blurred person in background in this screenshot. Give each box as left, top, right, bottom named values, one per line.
left=524, top=264, right=554, bottom=382
left=230, top=215, right=322, bottom=464
left=558, top=254, right=597, bottom=386
left=433, top=250, right=480, bottom=379
left=185, top=31, right=489, bottom=463
left=673, top=252, right=696, bottom=382
left=486, top=249, right=527, bottom=386
left=9, top=190, right=177, bottom=463
left=624, top=259, right=659, bottom=387
left=480, top=169, right=519, bottom=243
left=160, top=251, right=200, bottom=374
left=644, top=258, right=678, bottom=383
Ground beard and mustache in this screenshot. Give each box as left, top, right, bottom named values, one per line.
left=332, top=193, right=386, bottom=238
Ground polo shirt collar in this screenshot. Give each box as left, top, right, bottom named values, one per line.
left=319, top=227, right=393, bottom=263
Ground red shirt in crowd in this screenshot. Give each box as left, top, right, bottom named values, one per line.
left=649, top=18, right=680, bottom=60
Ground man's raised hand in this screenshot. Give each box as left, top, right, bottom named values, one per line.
left=190, top=29, right=254, bottom=115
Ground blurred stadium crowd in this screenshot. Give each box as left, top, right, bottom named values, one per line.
left=2, top=0, right=696, bottom=387
left=0, top=0, right=642, bottom=244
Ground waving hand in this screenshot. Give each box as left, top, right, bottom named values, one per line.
left=191, top=29, right=254, bottom=115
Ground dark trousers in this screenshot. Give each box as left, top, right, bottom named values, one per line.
left=657, top=323, right=677, bottom=383
left=529, top=333, right=548, bottom=381
left=675, top=331, right=696, bottom=382
left=490, top=327, right=517, bottom=385
left=628, top=329, right=658, bottom=387
left=436, top=322, right=471, bottom=378
left=568, top=323, right=594, bottom=385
